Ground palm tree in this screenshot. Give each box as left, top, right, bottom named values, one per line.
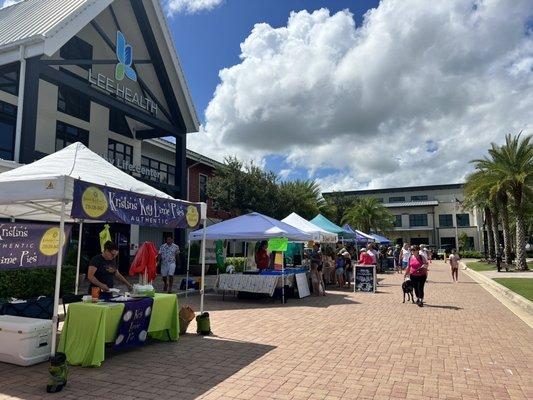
left=471, top=134, right=533, bottom=270
left=341, top=197, right=394, bottom=234
left=276, top=179, right=324, bottom=220
left=463, top=180, right=497, bottom=260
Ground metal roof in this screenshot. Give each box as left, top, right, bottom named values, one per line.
left=0, top=0, right=104, bottom=51
left=323, top=183, right=464, bottom=197
left=383, top=201, right=439, bottom=208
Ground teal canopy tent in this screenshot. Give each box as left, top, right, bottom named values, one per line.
left=309, top=214, right=352, bottom=239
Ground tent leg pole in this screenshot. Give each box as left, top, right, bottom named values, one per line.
left=185, top=239, right=191, bottom=299
left=200, top=220, right=207, bottom=314
left=74, top=221, right=83, bottom=295
left=282, top=251, right=285, bottom=305
left=51, top=200, right=66, bottom=357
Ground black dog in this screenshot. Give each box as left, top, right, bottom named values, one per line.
left=402, top=279, right=415, bottom=303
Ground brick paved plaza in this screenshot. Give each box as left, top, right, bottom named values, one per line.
left=1, top=260, right=532, bottom=400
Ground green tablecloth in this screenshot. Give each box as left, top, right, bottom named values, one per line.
left=58, top=293, right=179, bottom=367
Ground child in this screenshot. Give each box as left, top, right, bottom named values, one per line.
left=335, top=254, right=345, bottom=287
left=448, top=248, right=461, bottom=282
left=310, top=264, right=321, bottom=296
left=317, top=265, right=326, bottom=296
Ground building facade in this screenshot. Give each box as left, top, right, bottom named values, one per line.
left=324, top=184, right=484, bottom=250
left=0, top=0, right=223, bottom=271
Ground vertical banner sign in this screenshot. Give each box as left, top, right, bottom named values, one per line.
left=354, top=265, right=376, bottom=293
left=215, top=240, right=225, bottom=268
left=0, top=223, right=72, bottom=270
left=114, top=297, right=154, bottom=350
left=71, top=180, right=201, bottom=229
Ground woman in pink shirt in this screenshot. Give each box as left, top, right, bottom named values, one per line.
left=404, top=245, right=428, bottom=307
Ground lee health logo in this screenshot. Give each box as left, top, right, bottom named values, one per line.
left=115, top=31, right=137, bottom=82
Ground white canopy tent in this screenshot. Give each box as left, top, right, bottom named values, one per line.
left=281, top=212, right=338, bottom=243
left=0, top=142, right=206, bottom=356
left=188, top=212, right=313, bottom=305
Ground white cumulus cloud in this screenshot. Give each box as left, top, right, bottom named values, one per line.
left=188, top=0, right=533, bottom=191
left=166, top=0, right=223, bottom=15
left=1, top=0, right=22, bottom=8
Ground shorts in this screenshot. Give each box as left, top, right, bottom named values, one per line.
left=161, top=263, right=176, bottom=277
left=402, top=260, right=408, bottom=269
left=335, top=268, right=345, bottom=276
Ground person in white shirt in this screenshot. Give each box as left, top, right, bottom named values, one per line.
left=158, top=235, right=180, bottom=293
left=400, top=243, right=411, bottom=270
left=447, top=249, right=461, bottom=282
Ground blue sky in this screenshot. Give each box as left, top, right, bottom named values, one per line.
left=167, top=0, right=379, bottom=125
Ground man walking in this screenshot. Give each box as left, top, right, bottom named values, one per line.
left=158, top=235, right=180, bottom=293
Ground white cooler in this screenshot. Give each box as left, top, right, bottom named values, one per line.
left=0, top=315, right=52, bottom=366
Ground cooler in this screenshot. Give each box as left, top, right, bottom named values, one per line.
left=0, top=315, right=52, bottom=366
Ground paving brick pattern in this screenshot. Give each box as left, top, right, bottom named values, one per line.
left=1, top=261, right=532, bottom=400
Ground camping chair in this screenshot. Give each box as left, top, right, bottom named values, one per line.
left=61, top=294, right=84, bottom=316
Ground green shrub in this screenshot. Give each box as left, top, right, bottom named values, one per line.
left=459, top=250, right=483, bottom=259
left=0, top=266, right=76, bottom=300
left=224, top=257, right=247, bottom=273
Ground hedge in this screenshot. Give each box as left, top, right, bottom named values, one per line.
left=459, top=251, right=483, bottom=259
left=0, top=265, right=76, bottom=300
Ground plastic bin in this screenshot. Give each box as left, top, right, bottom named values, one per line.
left=0, top=315, right=52, bottom=366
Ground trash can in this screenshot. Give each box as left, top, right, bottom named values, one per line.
left=47, top=352, right=68, bottom=393
left=196, top=312, right=211, bottom=335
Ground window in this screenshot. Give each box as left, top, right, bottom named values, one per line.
left=0, top=64, right=19, bottom=95
left=394, top=215, right=402, bottom=228
left=141, top=156, right=175, bottom=186
left=199, top=174, right=208, bottom=202
left=60, top=36, right=93, bottom=71
left=411, top=195, right=428, bottom=201
left=108, top=139, right=133, bottom=164
left=58, top=85, right=91, bottom=122
left=389, top=196, right=405, bottom=203
left=409, top=214, right=428, bottom=227
left=0, top=100, right=17, bottom=160
left=109, top=109, right=132, bottom=138
left=441, top=237, right=456, bottom=247
left=439, top=214, right=453, bottom=227
left=374, top=197, right=384, bottom=203
left=55, top=121, right=89, bottom=150
left=456, top=213, right=470, bottom=227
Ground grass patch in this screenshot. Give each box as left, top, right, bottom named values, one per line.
left=493, top=278, right=533, bottom=302
left=467, top=262, right=496, bottom=272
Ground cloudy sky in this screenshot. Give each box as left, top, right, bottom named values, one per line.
left=2, top=0, right=531, bottom=192
left=167, top=0, right=533, bottom=192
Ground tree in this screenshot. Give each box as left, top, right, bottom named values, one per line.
left=458, top=232, right=470, bottom=251
left=322, top=192, right=358, bottom=225
left=341, top=197, right=394, bottom=234
left=275, top=179, right=324, bottom=220
left=470, top=134, right=533, bottom=270
left=463, top=178, right=496, bottom=259
left=206, top=156, right=279, bottom=216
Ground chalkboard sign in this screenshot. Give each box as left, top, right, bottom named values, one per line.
left=354, top=265, right=376, bottom=293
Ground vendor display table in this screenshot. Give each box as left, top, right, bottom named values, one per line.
left=217, top=268, right=308, bottom=297
left=58, top=293, right=178, bottom=367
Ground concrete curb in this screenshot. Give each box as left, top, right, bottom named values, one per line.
left=462, top=263, right=533, bottom=328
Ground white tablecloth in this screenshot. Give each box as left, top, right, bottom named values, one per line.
left=217, top=274, right=281, bottom=296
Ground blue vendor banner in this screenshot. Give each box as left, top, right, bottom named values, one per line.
left=114, top=297, right=154, bottom=350
left=0, top=223, right=72, bottom=270
left=71, top=180, right=201, bottom=229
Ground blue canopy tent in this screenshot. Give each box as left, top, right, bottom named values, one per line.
left=342, top=224, right=373, bottom=244
left=370, top=233, right=392, bottom=245
left=309, top=214, right=352, bottom=239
